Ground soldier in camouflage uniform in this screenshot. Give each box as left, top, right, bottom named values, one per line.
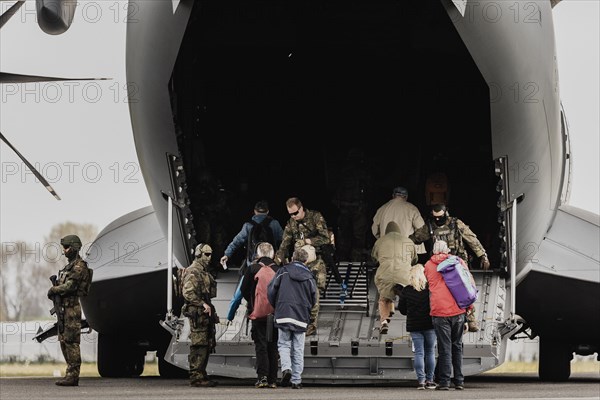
left=47, top=235, right=92, bottom=386
left=275, top=197, right=330, bottom=336
left=409, top=205, right=488, bottom=332
left=182, top=243, right=219, bottom=387
left=410, top=204, right=490, bottom=270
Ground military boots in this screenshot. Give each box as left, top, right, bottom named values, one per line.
left=55, top=376, right=79, bottom=386
left=190, top=379, right=217, bottom=387
left=465, top=307, right=480, bottom=332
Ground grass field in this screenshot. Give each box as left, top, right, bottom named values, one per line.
left=1, top=360, right=598, bottom=378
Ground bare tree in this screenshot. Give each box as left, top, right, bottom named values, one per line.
left=1, top=268, right=12, bottom=320
left=43, top=221, right=98, bottom=253
left=0, top=222, right=98, bottom=321
left=0, top=241, right=47, bottom=320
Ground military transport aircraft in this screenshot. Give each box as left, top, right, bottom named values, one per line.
left=3, top=0, right=598, bottom=383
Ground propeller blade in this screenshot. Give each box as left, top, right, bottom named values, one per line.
left=0, top=131, right=61, bottom=200
left=0, top=0, right=24, bottom=29
left=0, top=72, right=109, bottom=84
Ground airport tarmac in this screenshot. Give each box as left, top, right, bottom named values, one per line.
left=0, top=374, right=598, bottom=400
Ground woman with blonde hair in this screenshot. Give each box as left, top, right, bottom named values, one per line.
left=398, top=264, right=437, bottom=390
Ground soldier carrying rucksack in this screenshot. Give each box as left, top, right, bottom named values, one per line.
left=222, top=201, right=284, bottom=323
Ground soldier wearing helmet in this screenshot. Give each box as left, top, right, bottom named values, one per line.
left=47, top=234, right=92, bottom=386
left=181, top=243, right=219, bottom=387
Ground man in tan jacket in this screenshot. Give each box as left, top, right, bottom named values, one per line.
left=372, top=187, right=425, bottom=256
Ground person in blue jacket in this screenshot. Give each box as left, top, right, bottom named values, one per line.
left=267, top=248, right=317, bottom=389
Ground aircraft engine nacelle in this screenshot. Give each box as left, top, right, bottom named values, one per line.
left=36, top=0, right=76, bottom=35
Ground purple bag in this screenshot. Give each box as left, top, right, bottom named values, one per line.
left=437, top=256, right=478, bottom=309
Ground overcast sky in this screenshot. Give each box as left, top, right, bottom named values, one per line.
left=0, top=0, right=598, bottom=247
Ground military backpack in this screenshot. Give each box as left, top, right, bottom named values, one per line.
left=77, top=262, right=93, bottom=297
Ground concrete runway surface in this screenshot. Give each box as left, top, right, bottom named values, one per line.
left=0, top=374, right=599, bottom=400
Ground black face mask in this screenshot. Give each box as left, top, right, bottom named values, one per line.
left=65, top=248, right=77, bottom=261
left=433, top=215, right=447, bottom=226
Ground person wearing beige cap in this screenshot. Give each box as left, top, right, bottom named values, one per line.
left=301, top=244, right=317, bottom=264
left=371, top=221, right=418, bottom=335
left=298, top=244, right=322, bottom=334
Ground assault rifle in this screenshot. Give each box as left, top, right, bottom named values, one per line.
left=49, top=275, right=65, bottom=334
left=33, top=274, right=69, bottom=343
left=33, top=319, right=90, bottom=343
left=200, top=294, right=220, bottom=352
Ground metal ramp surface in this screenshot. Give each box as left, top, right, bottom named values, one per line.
left=320, top=262, right=371, bottom=315
left=163, top=264, right=511, bottom=383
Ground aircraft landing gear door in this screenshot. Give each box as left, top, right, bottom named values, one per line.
left=495, top=157, right=525, bottom=336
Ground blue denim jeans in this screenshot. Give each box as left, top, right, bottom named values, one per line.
left=410, top=329, right=437, bottom=383
left=226, top=277, right=244, bottom=321
left=432, top=314, right=466, bottom=387
left=277, top=328, right=306, bottom=384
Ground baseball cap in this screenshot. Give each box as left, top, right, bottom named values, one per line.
left=392, top=186, right=408, bottom=197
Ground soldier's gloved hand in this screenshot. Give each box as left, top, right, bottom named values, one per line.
left=480, top=255, right=490, bottom=270
left=294, top=239, right=306, bottom=249
left=47, top=287, right=57, bottom=298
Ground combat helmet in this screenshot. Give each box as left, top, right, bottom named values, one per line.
left=60, top=235, right=82, bottom=251
left=194, top=243, right=213, bottom=257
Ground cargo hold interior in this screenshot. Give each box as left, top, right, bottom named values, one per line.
left=170, top=1, right=502, bottom=268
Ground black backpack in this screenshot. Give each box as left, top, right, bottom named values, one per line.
left=247, top=216, right=275, bottom=262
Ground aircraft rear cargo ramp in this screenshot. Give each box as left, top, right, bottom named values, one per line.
left=163, top=263, right=509, bottom=383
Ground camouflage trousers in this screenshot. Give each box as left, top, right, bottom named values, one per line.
left=188, top=316, right=213, bottom=383
left=465, top=306, right=480, bottom=331
left=309, top=259, right=326, bottom=324
left=60, top=340, right=81, bottom=379
left=189, top=344, right=210, bottom=383
left=59, top=301, right=81, bottom=379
